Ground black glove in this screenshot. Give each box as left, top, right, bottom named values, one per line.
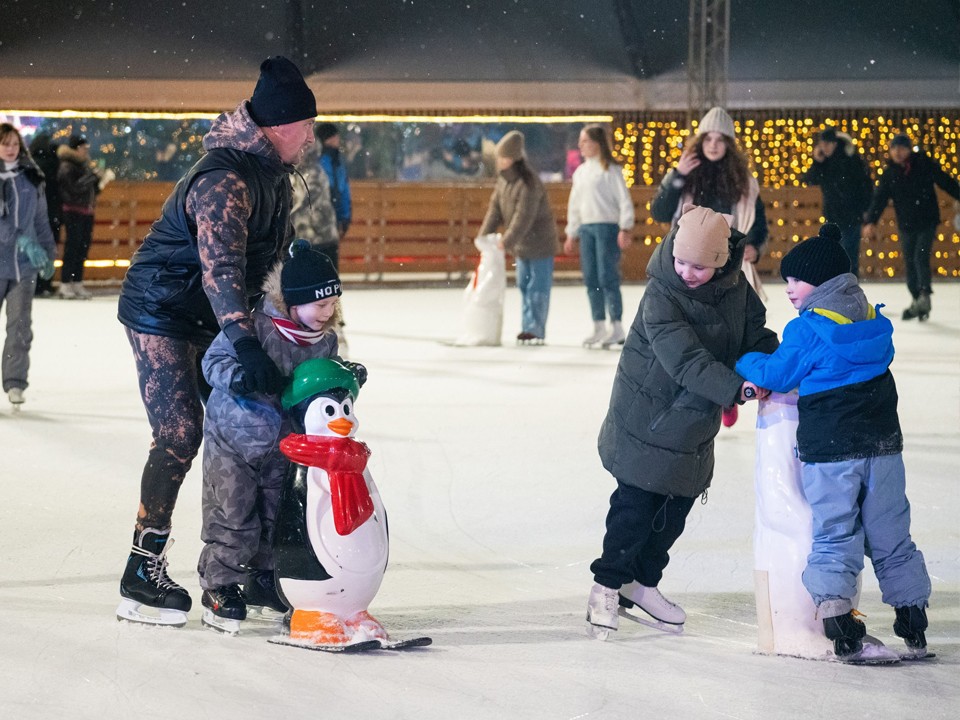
left=232, top=337, right=286, bottom=395
left=342, top=360, right=367, bottom=388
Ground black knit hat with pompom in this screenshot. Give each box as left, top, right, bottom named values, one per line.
left=779, top=223, right=851, bottom=286
left=281, top=239, right=341, bottom=307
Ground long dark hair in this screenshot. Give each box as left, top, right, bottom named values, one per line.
left=683, top=133, right=751, bottom=207
left=583, top=124, right=616, bottom=170
left=511, top=157, right=537, bottom=186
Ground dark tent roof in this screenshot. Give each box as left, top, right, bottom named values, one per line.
left=2, top=0, right=957, bottom=111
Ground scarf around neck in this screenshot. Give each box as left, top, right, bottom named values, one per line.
left=279, top=434, right=373, bottom=535
left=271, top=316, right=327, bottom=346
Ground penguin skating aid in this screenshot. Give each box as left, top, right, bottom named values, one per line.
left=271, top=359, right=432, bottom=651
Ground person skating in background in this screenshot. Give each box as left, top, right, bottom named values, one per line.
left=651, top=106, right=769, bottom=428
left=477, top=130, right=559, bottom=345
left=0, top=123, right=57, bottom=409
left=862, top=134, right=960, bottom=321
left=563, top=125, right=635, bottom=348
left=27, top=132, right=61, bottom=298
left=586, top=204, right=777, bottom=639
left=198, top=240, right=367, bottom=634
left=291, top=129, right=349, bottom=354
left=736, top=224, right=932, bottom=663
left=56, top=134, right=113, bottom=299
left=115, top=56, right=318, bottom=627
left=802, top=126, right=873, bottom=277
left=315, top=123, right=352, bottom=241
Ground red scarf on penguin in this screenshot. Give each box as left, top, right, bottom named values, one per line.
left=280, top=434, right=373, bottom=536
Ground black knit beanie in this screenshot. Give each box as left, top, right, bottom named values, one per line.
left=779, top=224, right=851, bottom=285
left=248, top=56, right=317, bottom=127
left=281, top=239, right=341, bottom=307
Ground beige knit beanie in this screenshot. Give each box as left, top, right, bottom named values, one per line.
left=673, top=204, right=731, bottom=268
left=696, top=106, right=736, bottom=138
left=496, top=130, right=526, bottom=161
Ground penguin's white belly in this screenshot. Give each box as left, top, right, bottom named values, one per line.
left=282, top=468, right=388, bottom=616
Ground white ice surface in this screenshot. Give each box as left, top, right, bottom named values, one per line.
left=1, top=281, right=957, bottom=720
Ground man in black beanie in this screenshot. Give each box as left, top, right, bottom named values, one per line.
left=737, top=223, right=932, bottom=664
left=115, top=56, right=318, bottom=627
left=863, top=134, right=960, bottom=320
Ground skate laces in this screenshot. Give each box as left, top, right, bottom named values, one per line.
left=131, top=537, right=185, bottom=593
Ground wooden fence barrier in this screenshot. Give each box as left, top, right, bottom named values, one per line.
left=82, top=181, right=959, bottom=284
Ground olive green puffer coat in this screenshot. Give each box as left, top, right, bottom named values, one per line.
left=597, top=227, right=779, bottom=497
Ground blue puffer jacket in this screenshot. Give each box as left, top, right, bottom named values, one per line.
left=0, top=160, right=56, bottom=282
left=737, top=294, right=902, bottom=462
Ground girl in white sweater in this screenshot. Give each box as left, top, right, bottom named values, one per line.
left=564, top=126, right=634, bottom=347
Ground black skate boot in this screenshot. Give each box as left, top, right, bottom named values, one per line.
left=201, top=584, right=247, bottom=635
left=243, top=569, right=288, bottom=621
left=117, top=527, right=192, bottom=627
left=916, top=292, right=931, bottom=321
left=823, top=610, right=867, bottom=661
left=902, top=297, right=921, bottom=320
left=893, top=605, right=930, bottom=659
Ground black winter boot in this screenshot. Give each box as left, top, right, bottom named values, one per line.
left=893, top=605, right=928, bottom=654
left=119, top=527, right=192, bottom=612
left=823, top=611, right=867, bottom=659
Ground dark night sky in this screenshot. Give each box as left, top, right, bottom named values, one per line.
left=0, top=0, right=957, bottom=82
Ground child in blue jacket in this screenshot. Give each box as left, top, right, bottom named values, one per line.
left=736, top=224, right=931, bottom=662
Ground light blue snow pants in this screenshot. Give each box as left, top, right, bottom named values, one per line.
left=800, top=454, right=931, bottom=610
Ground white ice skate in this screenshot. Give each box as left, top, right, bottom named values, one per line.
left=586, top=583, right=619, bottom=640
left=8, top=388, right=24, bottom=413
left=600, top=321, right=625, bottom=349
left=116, top=598, right=188, bottom=628
left=582, top=321, right=607, bottom=348
left=618, top=582, right=685, bottom=634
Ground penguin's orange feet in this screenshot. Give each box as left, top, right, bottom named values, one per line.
left=289, top=610, right=352, bottom=645
left=345, top=610, right=389, bottom=641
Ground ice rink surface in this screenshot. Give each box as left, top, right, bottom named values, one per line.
left=1, top=280, right=957, bottom=720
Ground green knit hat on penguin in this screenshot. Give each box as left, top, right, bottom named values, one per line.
left=282, top=358, right=360, bottom=409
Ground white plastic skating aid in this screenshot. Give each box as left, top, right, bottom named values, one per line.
left=586, top=583, right=619, bottom=639
left=201, top=608, right=241, bottom=636
left=116, top=598, right=188, bottom=628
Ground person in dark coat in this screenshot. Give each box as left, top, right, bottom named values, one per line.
left=586, top=204, right=779, bottom=637
left=115, top=56, right=319, bottom=626
left=802, top=126, right=872, bottom=277
left=27, top=133, right=61, bottom=297
left=863, top=134, right=960, bottom=321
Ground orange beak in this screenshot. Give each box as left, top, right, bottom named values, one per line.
left=327, top=418, right=354, bottom=436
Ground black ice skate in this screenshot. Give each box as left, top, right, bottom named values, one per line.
left=117, top=527, right=192, bottom=627
left=243, top=569, right=288, bottom=622
left=894, top=605, right=933, bottom=660
left=201, top=584, right=247, bottom=635
left=823, top=610, right=900, bottom=665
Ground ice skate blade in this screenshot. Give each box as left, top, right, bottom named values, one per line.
left=201, top=608, right=242, bottom=636
left=268, top=637, right=382, bottom=653
left=586, top=622, right=611, bottom=641
left=116, top=598, right=187, bottom=628
left=378, top=636, right=433, bottom=650
left=245, top=605, right=286, bottom=623
left=834, top=640, right=901, bottom=665
left=899, top=648, right=936, bottom=661
left=618, top=606, right=684, bottom=634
